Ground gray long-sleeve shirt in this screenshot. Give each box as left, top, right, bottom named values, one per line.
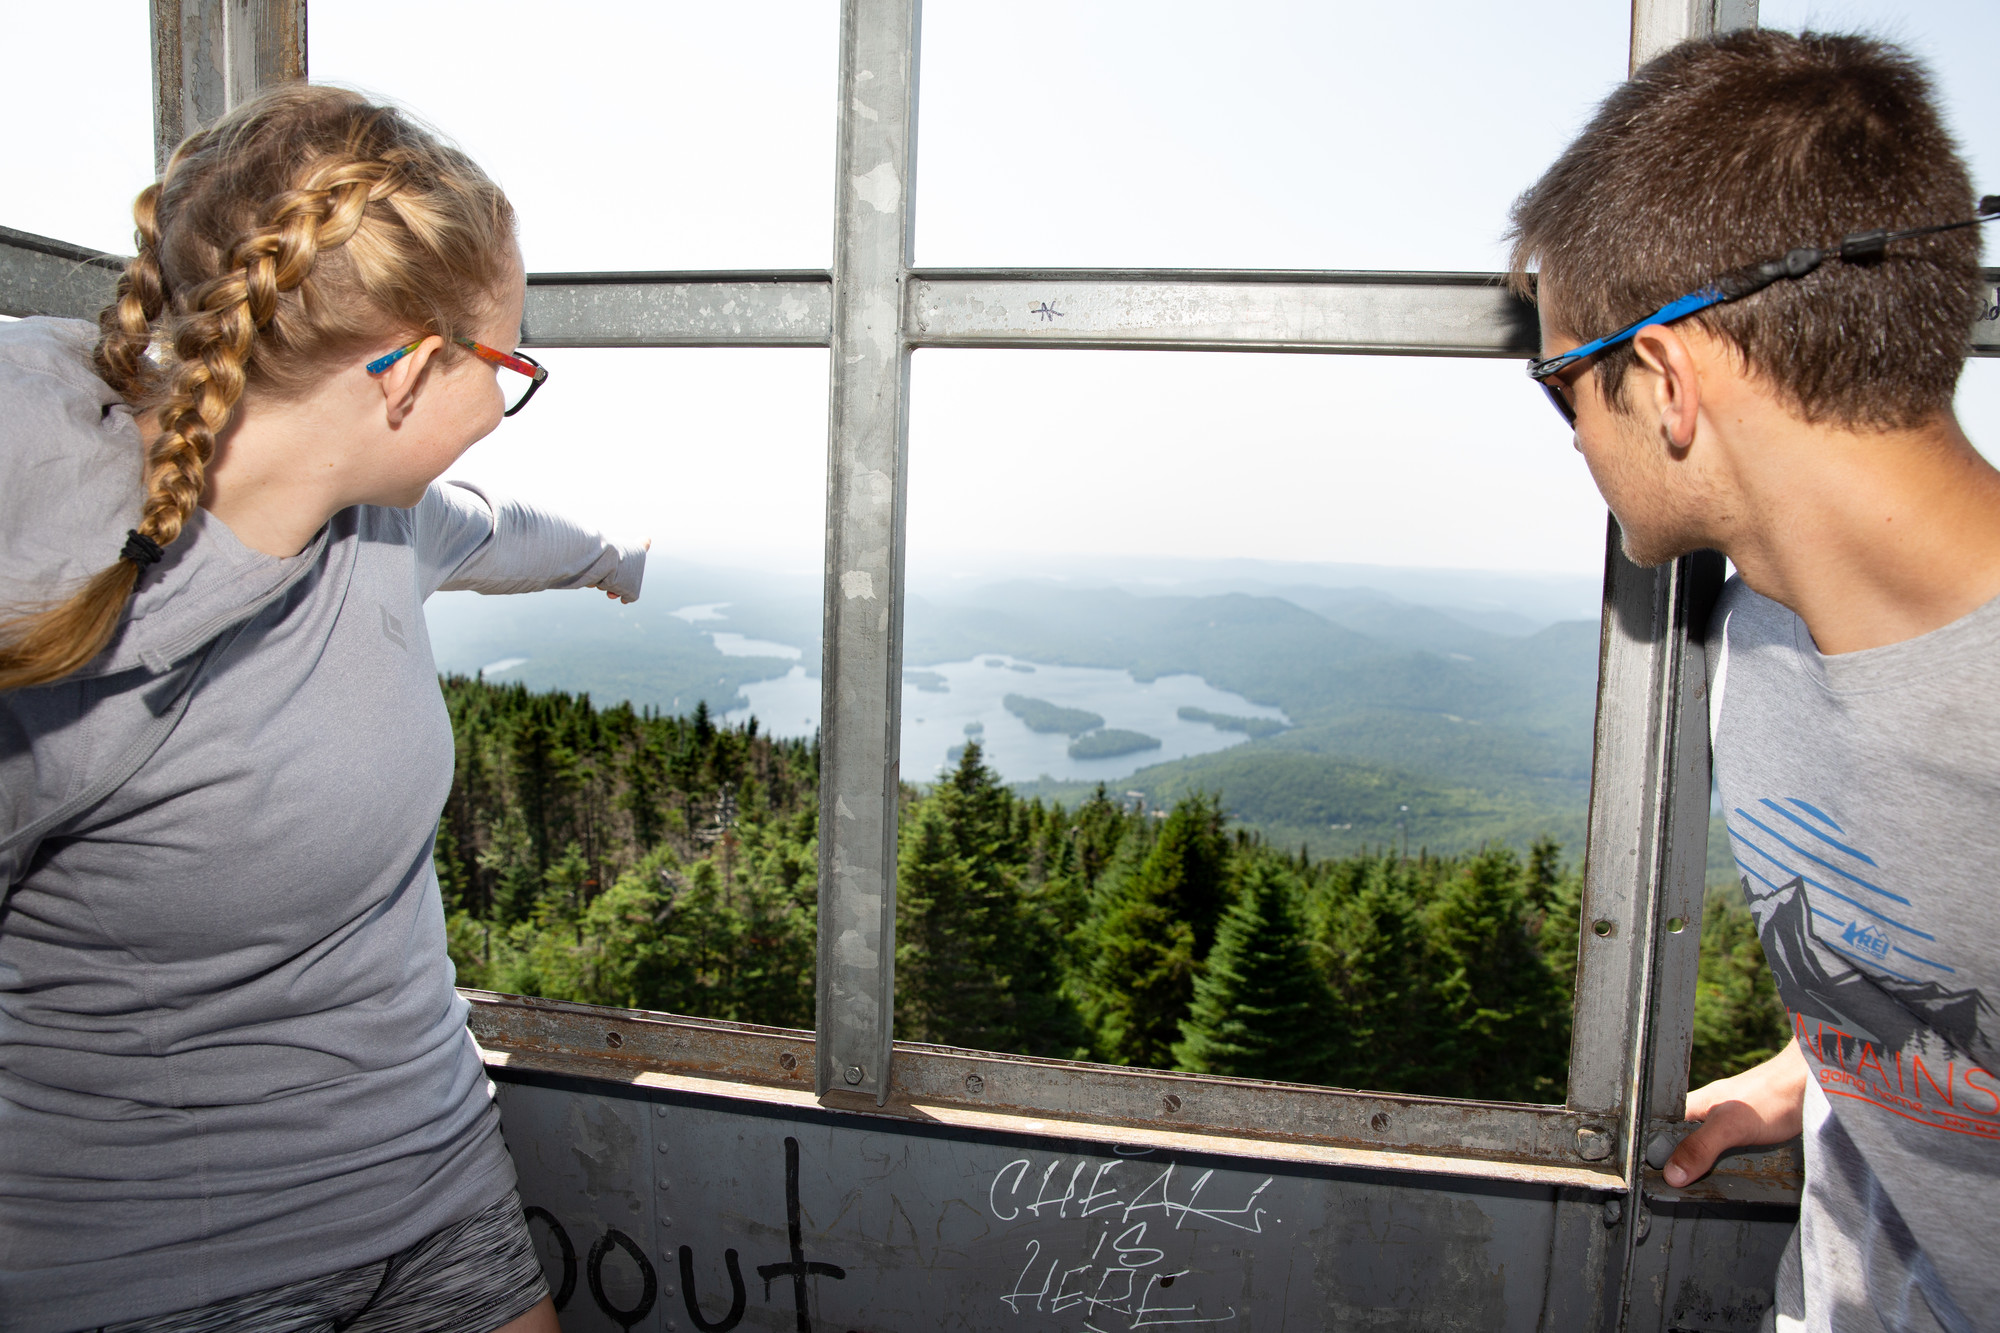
left=0, top=318, right=645, bottom=1331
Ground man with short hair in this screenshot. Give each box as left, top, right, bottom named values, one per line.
left=1510, top=30, right=1998, bottom=1333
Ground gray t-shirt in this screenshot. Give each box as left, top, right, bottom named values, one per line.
left=0, top=318, right=646, bottom=1332
left=1711, top=577, right=2000, bottom=1333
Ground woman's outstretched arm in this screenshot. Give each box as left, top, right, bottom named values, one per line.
left=413, top=480, right=647, bottom=603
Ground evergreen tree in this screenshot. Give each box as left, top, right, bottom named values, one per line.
left=1138, top=795, right=1232, bottom=956
left=621, top=732, right=669, bottom=853
left=897, top=745, right=1085, bottom=1057
left=1321, top=855, right=1432, bottom=1092
left=1172, top=858, right=1336, bottom=1082
left=432, top=817, right=470, bottom=911
left=1419, top=847, right=1568, bottom=1100
left=1079, top=797, right=1221, bottom=1069
left=483, top=813, right=542, bottom=925
left=1523, top=836, right=1562, bottom=916
left=896, top=799, right=994, bottom=1041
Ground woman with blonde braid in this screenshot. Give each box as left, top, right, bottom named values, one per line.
left=0, top=86, right=643, bottom=1332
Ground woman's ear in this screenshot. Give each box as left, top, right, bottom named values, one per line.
left=1630, top=324, right=1703, bottom=455
left=373, top=335, right=446, bottom=428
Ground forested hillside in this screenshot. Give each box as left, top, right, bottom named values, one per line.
left=435, top=675, right=1787, bottom=1101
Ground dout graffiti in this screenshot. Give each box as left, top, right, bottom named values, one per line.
left=986, top=1152, right=1278, bottom=1330
left=524, top=1134, right=844, bottom=1333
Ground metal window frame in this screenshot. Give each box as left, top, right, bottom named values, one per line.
left=14, top=0, right=1999, bottom=1234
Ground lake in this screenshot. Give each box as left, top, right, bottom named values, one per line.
left=727, top=654, right=1290, bottom=784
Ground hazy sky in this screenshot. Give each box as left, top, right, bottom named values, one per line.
left=8, top=1, right=1997, bottom=578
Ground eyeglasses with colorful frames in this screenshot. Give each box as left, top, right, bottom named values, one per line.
left=1525, top=196, right=2000, bottom=427
left=365, top=336, right=548, bottom=417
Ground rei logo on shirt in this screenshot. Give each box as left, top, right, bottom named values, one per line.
left=1841, top=921, right=1893, bottom=963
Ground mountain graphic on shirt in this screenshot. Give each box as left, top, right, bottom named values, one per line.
left=1744, top=872, right=1996, bottom=1071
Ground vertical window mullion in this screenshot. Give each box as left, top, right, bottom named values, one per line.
left=815, top=0, right=921, bottom=1104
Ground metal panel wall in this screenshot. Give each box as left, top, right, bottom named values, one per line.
left=0, top=227, right=123, bottom=322
left=467, top=991, right=1796, bottom=1333
left=495, top=1067, right=1587, bottom=1333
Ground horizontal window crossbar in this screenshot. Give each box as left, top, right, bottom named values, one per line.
left=906, top=268, right=1539, bottom=356
left=0, top=225, right=124, bottom=322
left=6, top=228, right=1997, bottom=363
left=464, top=989, right=1799, bottom=1200
left=463, top=988, right=1621, bottom=1187
left=523, top=269, right=832, bottom=347
left=465, top=989, right=1802, bottom=1201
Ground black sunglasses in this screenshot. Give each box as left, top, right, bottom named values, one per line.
left=1527, top=196, right=2000, bottom=427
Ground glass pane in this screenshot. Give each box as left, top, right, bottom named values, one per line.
left=309, top=0, right=837, bottom=271
left=422, top=349, right=827, bottom=1028
left=895, top=349, right=1603, bottom=1100
left=3, top=2, right=153, bottom=254
left=1964, top=358, right=2000, bottom=466
left=915, top=0, right=1629, bottom=270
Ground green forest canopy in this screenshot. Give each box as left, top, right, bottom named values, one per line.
left=435, top=675, right=1787, bottom=1101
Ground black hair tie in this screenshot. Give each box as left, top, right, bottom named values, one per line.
left=121, top=529, right=164, bottom=568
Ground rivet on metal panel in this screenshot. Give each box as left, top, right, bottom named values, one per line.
left=605, top=1031, right=623, bottom=1049
left=1592, top=918, right=1616, bottom=938
left=844, top=1064, right=864, bottom=1086
left=655, top=1105, right=668, bottom=1117
left=779, top=1052, right=798, bottom=1071
left=1575, top=1124, right=1615, bottom=1160
left=657, top=1142, right=669, bottom=1154
left=1645, top=1132, right=1676, bottom=1171
left=658, top=1179, right=670, bottom=1191
left=965, top=1074, right=985, bottom=1095
left=1602, top=1198, right=1624, bottom=1226
left=1162, top=1094, right=1183, bottom=1114
left=1369, top=1112, right=1391, bottom=1133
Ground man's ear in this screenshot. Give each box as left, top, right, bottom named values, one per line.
left=372, top=335, right=445, bottom=428
left=1630, top=325, right=1702, bottom=454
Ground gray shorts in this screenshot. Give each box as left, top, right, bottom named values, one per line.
left=95, top=1191, right=549, bottom=1333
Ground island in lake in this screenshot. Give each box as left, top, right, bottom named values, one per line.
left=1179, top=705, right=1289, bottom=739
left=1004, top=694, right=1105, bottom=737
left=1069, top=728, right=1163, bottom=760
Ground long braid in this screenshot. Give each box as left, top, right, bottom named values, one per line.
left=0, top=184, right=182, bottom=691
left=134, top=162, right=396, bottom=555
left=0, top=86, right=514, bottom=692
left=91, top=182, right=167, bottom=402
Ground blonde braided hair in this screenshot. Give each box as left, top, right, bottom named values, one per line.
left=0, top=86, right=515, bottom=691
